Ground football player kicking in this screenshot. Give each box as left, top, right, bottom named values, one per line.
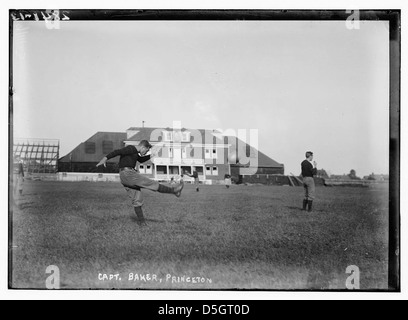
left=96, top=140, right=184, bottom=227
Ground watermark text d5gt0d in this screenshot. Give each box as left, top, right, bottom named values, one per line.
left=203, top=305, right=249, bottom=315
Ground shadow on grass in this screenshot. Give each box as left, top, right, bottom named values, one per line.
left=129, top=216, right=166, bottom=224
left=145, top=218, right=166, bottom=224
left=286, top=206, right=304, bottom=212
left=285, top=206, right=325, bottom=213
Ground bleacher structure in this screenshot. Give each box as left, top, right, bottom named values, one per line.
left=13, top=138, right=60, bottom=174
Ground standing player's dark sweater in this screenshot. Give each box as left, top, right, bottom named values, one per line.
left=106, top=145, right=151, bottom=169
left=301, top=160, right=317, bottom=177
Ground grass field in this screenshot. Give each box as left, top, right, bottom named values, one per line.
left=10, top=180, right=389, bottom=290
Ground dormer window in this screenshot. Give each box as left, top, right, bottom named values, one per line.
left=181, top=132, right=191, bottom=142
left=163, top=131, right=173, bottom=142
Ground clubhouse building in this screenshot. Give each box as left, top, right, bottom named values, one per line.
left=58, top=126, right=284, bottom=184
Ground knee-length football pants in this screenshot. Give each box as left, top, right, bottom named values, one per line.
left=119, top=168, right=160, bottom=208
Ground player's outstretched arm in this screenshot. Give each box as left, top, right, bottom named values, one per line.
left=96, top=157, right=108, bottom=168
left=138, top=155, right=151, bottom=163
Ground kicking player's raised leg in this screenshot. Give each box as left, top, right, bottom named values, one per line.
left=120, top=167, right=184, bottom=198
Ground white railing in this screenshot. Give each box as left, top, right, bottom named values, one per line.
left=152, top=158, right=205, bottom=165
left=154, top=173, right=206, bottom=182
left=155, top=174, right=170, bottom=181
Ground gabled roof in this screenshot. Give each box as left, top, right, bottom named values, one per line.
left=126, top=127, right=161, bottom=142
left=228, top=136, right=284, bottom=168
left=257, top=149, right=284, bottom=168
left=126, top=127, right=226, bottom=144
left=59, top=132, right=126, bottom=163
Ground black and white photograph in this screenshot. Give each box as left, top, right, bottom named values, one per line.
left=7, top=6, right=401, bottom=295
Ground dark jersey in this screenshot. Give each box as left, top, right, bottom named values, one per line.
left=106, top=145, right=151, bottom=169
left=301, top=160, right=317, bottom=177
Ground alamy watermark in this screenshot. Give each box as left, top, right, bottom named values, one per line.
left=45, top=265, right=60, bottom=289
left=148, top=121, right=259, bottom=175
left=345, top=265, right=360, bottom=290
left=346, top=10, right=361, bottom=30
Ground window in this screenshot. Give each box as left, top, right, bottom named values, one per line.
left=181, top=166, right=191, bottom=175
left=205, top=166, right=218, bottom=176
left=85, top=142, right=96, bottom=154
left=157, top=166, right=167, bottom=174
left=205, top=148, right=217, bottom=159
left=182, top=147, right=188, bottom=159
left=182, top=132, right=190, bottom=142
left=102, top=140, right=114, bottom=154
left=139, top=165, right=152, bottom=174
left=194, top=166, right=204, bottom=175
left=169, top=166, right=179, bottom=175
left=164, top=131, right=173, bottom=142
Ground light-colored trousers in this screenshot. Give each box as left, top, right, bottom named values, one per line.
left=303, top=177, right=316, bottom=201
left=120, top=168, right=160, bottom=208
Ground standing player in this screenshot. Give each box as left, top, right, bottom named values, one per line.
left=184, top=169, right=200, bottom=192
left=301, top=151, right=317, bottom=212
left=13, top=155, right=25, bottom=206
left=224, top=174, right=232, bottom=189
left=96, top=140, right=184, bottom=226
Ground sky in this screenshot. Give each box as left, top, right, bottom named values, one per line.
left=12, top=19, right=390, bottom=177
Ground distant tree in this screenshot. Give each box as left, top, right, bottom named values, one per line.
left=367, top=173, right=376, bottom=180
left=348, top=169, right=361, bottom=180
